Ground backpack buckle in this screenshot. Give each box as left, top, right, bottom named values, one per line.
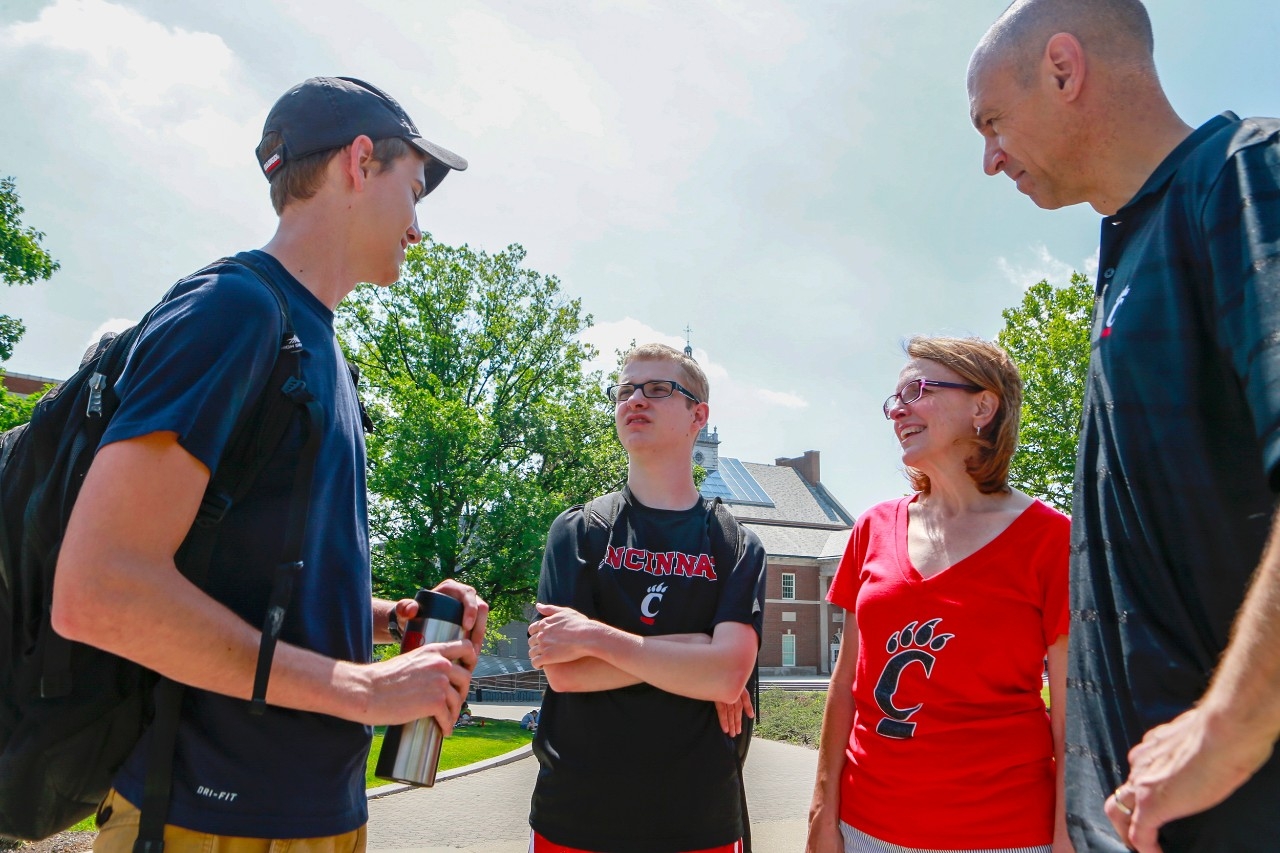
left=195, top=491, right=232, bottom=527
left=281, top=377, right=312, bottom=404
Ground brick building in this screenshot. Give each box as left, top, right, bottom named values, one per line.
left=699, top=441, right=854, bottom=676
left=1, top=371, right=57, bottom=396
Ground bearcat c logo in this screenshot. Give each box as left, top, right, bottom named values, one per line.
left=872, top=618, right=954, bottom=739
left=640, top=583, right=668, bottom=625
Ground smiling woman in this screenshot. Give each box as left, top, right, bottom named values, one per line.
left=807, top=335, right=1074, bottom=853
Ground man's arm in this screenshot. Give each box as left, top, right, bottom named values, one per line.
left=529, top=603, right=755, bottom=704
left=52, top=432, right=478, bottom=734
left=1107, top=509, right=1280, bottom=852
left=540, top=632, right=712, bottom=693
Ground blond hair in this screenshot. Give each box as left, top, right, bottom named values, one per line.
left=904, top=336, right=1022, bottom=495
left=621, top=343, right=709, bottom=404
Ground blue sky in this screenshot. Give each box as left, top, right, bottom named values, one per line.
left=2, top=0, right=1277, bottom=517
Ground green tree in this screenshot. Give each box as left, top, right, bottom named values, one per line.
left=1, top=175, right=59, bottom=428
left=997, top=271, right=1094, bottom=513
left=338, top=237, right=626, bottom=628
left=1, top=175, right=59, bottom=359
left=0, top=387, right=41, bottom=432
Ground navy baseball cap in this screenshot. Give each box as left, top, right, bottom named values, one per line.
left=256, top=76, right=467, bottom=196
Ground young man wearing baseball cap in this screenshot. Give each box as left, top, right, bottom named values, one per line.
left=52, top=77, right=484, bottom=851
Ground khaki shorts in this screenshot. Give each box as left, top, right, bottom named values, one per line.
left=93, top=789, right=367, bottom=853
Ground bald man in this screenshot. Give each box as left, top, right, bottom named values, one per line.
left=969, top=2, right=1280, bottom=852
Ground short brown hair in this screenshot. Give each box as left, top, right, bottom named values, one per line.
left=620, top=343, right=709, bottom=404
left=903, top=336, right=1022, bottom=495
left=259, top=134, right=419, bottom=214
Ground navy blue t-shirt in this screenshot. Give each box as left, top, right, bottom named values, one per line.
left=104, top=251, right=372, bottom=837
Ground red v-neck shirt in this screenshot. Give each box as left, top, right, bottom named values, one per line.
left=827, top=495, right=1070, bottom=848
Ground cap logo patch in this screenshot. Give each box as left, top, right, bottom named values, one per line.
left=262, top=152, right=283, bottom=176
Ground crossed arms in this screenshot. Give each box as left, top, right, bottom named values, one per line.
left=528, top=602, right=757, bottom=705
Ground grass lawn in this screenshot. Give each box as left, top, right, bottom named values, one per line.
left=755, top=689, right=827, bottom=748
left=366, top=718, right=533, bottom=788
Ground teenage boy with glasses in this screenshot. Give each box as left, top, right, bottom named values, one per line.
left=526, top=342, right=767, bottom=853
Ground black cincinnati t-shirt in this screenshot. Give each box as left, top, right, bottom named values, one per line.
left=530, top=489, right=765, bottom=853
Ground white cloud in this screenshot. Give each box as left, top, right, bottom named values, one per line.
left=1, top=0, right=262, bottom=175
left=84, top=318, right=135, bottom=349
left=1083, top=248, right=1100, bottom=280
left=997, top=244, right=1093, bottom=289
left=755, top=389, right=809, bottom=409
left=425, top=10, right=614, bottom=150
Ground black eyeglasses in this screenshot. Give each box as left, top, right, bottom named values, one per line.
left=882, top=378, right=983, bottom=419
left=606, top=379, right=702, bottom=404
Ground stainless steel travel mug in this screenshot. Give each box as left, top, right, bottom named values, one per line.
left=374, top=589, right=466, bottom=786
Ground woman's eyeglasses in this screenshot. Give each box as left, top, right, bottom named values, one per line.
left=882, top=378, right=983, bottom=419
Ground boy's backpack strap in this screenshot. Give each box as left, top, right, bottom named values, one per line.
left=579, top=492, right=625, bottom=611
left=206, top=252, right=325, bottom=712
left=581, top=491, right=626, bottom=571
left=134, top=254, right=324, bottom=853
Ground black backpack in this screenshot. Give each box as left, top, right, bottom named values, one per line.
left=579, top=490, right=762, bottom=851
left=0, top=254, right=331, bottom=845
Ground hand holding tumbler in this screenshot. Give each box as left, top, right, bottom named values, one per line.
left=375, top=589, right=466, bottom=786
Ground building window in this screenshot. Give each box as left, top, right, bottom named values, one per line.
left=781, top=573, right=796, bottom=600
left=781, top=633, right=796, bottom=667
left=781, top=611, right=796, bottom=622
left=832, top=610, right=844, bottom=622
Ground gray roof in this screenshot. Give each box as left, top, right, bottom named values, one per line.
left=707, top=460, right=854, bottom=526
left=698, top=457, right=854, bottom=561
left=472, top=655, right=536, bottom=678
left=744, top=523, right=851, bottom=560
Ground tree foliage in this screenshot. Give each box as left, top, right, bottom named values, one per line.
left=338, top=237, right=626, bottom=627
left=997, top=271, right=1094, bottom=513
left=1, top=176, right=59, bottom=361
left=0, top=381, right=43, bottom=432
left=0, top=175, right=59, bottom=429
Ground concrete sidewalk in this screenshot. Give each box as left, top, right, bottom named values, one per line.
left=367, top=707, right=816, bottom=853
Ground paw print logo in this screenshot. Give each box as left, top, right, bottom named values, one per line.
left=640, top=583, right=668, bottom=625
left=885, top=618, right=954, bottom=653
left=874, top=618, right=954, bottom=740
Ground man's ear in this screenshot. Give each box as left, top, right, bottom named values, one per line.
left=340, top=135, right=377, bottom=190
left=691, top=401, right=710, bottom=433
left=1044, top=32, right=1086, bottom=102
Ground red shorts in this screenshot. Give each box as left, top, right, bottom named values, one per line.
left=531, top=832, right=742, bottom=853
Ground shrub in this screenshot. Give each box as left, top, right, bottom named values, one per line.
left=755, top=689, right=826, bottom=748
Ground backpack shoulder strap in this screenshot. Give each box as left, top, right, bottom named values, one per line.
left=581, top=491, right=626, bottom=571
left=707, top=497, right=744, bottom=567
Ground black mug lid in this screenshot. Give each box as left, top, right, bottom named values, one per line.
left=413, top=588, right=464, bottom=626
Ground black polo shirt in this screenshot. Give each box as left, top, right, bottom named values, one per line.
left=1066, top=113, right=1280, bottom=852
